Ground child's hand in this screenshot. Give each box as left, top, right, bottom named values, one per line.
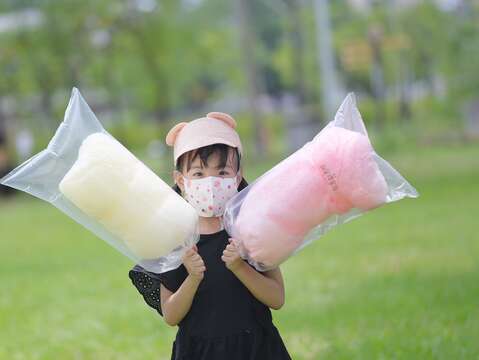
left=182, top=244, right=206, bottom=281
left=221, top=238, right=244, bottom=272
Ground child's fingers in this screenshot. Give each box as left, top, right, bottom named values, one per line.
left=229, top=238, right=240, bottom=247
left=221, top=250, right=232, bottom=258
left=186, top=251, right=201, bottom=261
left=193, top=259, right=204, bottom=266
left=183, top=253, right=204, bottom=270
left=186, top=255, right=203, bottom=265
left=224, top=249, right=238, bottom=259
left=222, top=250, right=239, bottom=261
left=193, top=263, right=206, bottom=272
left=225, top=244, right=237, bottom=251
left=186, top=259, right=206, bottom=274
left=221, top=254, right=239, bottom=264
left=185, top=248, right=196, bottom=257
left=222, top=249, right=234, bottom=257
left=192, top=258, right=204, bottom=267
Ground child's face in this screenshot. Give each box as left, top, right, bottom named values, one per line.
left=174, top=149, right=241, bottom=194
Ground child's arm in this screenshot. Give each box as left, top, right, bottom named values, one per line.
left=222, top=240, right=285, bottom=310
left=160, top=276, right=201, bottom=326
left=161, top=246, right=205, bottom=326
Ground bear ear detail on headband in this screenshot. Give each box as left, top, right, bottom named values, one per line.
left=165, top=122, right=188, bottom=146
left=207, top=112, right=237, bottom=129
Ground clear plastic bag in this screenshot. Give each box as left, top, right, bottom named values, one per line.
left=223, top=93, right=419, bottom=271
left=0, top=88, right=199, bottom=273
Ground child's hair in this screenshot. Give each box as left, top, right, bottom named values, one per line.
left=172, top=143, right=249, bottom=195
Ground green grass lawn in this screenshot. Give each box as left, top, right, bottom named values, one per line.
left=0, top=143, right=478, bottom=359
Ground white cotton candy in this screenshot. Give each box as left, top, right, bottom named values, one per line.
left=59, top=133, right=197, bottom=259
left=0, top=88, right=197, bottom=273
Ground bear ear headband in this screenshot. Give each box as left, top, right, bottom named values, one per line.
left=206, top=112, right=237, bottom=129
left=165, top=112, right=237, bottom=147
left=165, top=122, right=187, bottom=147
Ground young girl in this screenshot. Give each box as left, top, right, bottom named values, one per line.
left=129, top=112, right=291, bottom=359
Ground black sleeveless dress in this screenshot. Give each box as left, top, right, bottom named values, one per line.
left=129, top=228, right=292, bottom=360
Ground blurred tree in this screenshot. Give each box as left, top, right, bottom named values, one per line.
left=235, top=0, right=267, bottom=157
left=367, top=23, right=386, bottom=128
left=0, top=113, right=5, bottom=147
left=0, top=0, right=477, bottom=147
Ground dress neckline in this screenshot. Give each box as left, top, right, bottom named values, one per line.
left=200, top=228, right=227, bottom=238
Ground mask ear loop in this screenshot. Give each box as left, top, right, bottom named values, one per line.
left=219, top=175, right=239, bottom=229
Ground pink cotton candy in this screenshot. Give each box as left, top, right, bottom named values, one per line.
left=232, top=125, right=388, bottom=268
left=224, top=93, right=419, bottom=271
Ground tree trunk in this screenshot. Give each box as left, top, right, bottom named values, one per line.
left=283, top=0, right=319, bottom=152
left=235, top=0, right=267, bottom=158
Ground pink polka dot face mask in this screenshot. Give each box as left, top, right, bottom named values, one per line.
left=183, top=175, right=240, bottom=217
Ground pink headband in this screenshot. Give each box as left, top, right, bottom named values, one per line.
left=165, top=112, right=243, bottom=167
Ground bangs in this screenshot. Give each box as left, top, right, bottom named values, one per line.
left=176, top=143, right=241, bottom=173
